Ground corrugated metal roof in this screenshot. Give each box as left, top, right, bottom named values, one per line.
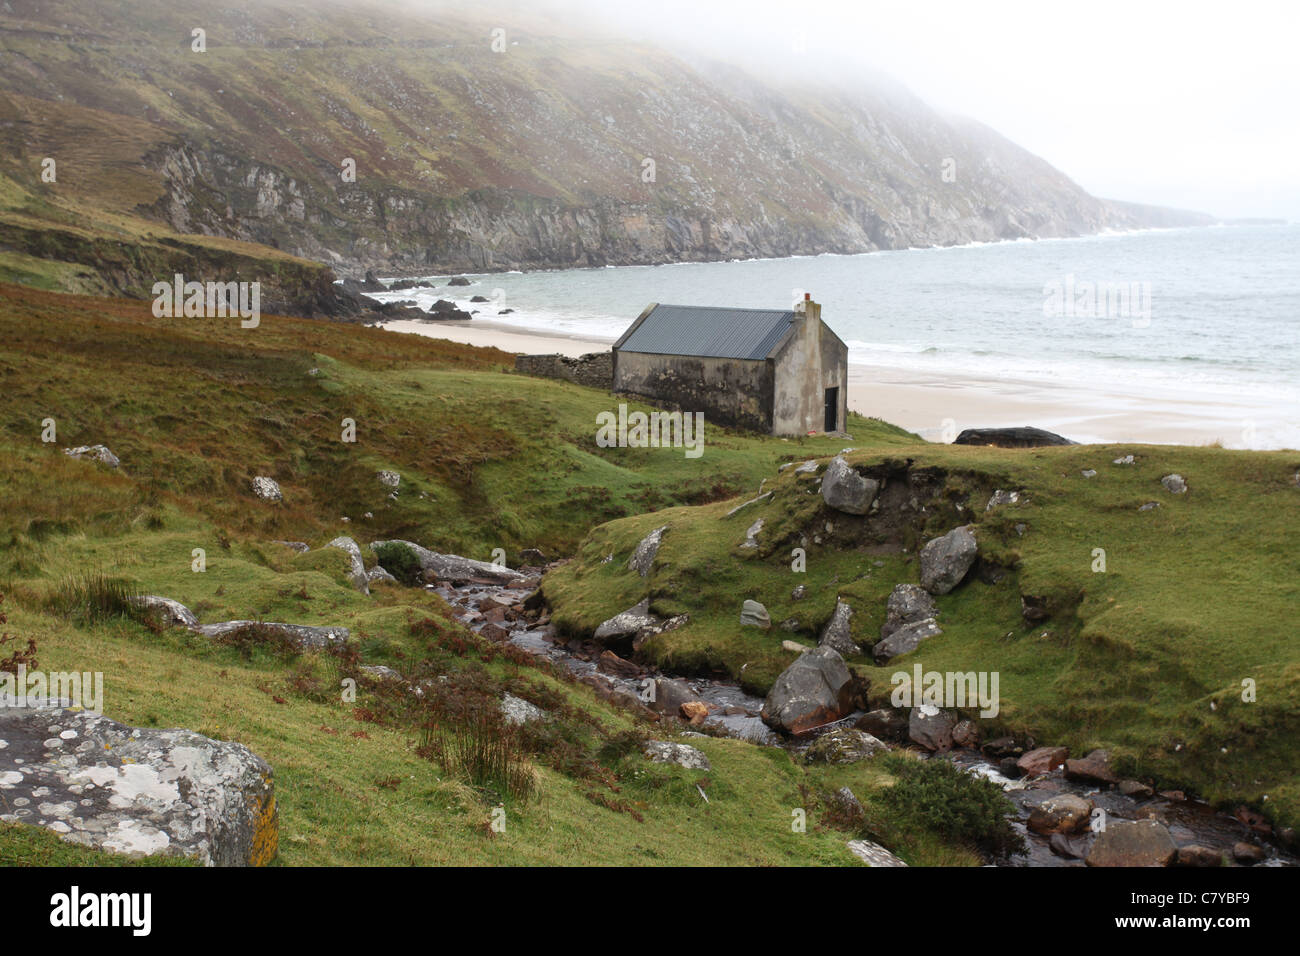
left=615, top=304, right=796, bottom=360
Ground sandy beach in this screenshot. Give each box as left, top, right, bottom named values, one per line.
left=380, top=317, right=1279, bottom=448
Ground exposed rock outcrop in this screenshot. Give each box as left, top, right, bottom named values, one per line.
left=918, top=525, right=977, bottom=595
left=761, top=647, right=855, bottom=735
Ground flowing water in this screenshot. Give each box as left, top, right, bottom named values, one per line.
left=433, top=575, right=1295, bottom=868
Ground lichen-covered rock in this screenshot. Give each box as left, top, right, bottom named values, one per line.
left=376, top=470, right=401, bottom=489
left=0, top=701, right=276, bottom=866
left=918, top=525, right=977, bottom=595
left=326, top=536, right=370, bottom=595
left=873, top=618, right=942, bottom=662
left=368, top=540, right=524, bottom=585
left=821, top=457, right=879, bottom=515
left=593, top=598, right=663, bottom=643
left=804, top=727, right=887, bottom=764
left=195, top=621, right=349, bottom=649
left=740, top=599, right=771, bottom=629
left=366, top=565, right=398, bottom=586
left=628, top=525, right=668, bottom=577
left=908, top=706, right=957, bottom=751
left=251, top=476, right=282, bottom=502
left=1161, top=474, right=1188, bottom=494
left=985, top=489, right=1021, bottom=511
left=1086, top=819, right=1177, bottom=867
left=501, top=693, right=547, bottom=725
left=880, top=584, right=938, bottom=639
left=847, top=839, right=908, bottom=867
left=644, top=740, right=711, bottom=771
left=761, top=646, right=855, bottom=735
left=128, top=595, right=198, bottom=629
left=64, top=444, right=120, bottom=468
left=818, top=600, right=858, bottom=656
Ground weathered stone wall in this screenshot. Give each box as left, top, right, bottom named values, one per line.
left=514, top=351, right=614, bottom=389
left=612, top=351, right=774, bottom=432
left=771, top=301, right=848, bottom=435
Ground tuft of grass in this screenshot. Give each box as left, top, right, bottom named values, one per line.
left=429, top=712, right=539, bottom=804
left=43, top=571, right=141, bottom=627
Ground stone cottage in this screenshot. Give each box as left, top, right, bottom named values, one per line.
left=611, top=295, right=849, bottom=435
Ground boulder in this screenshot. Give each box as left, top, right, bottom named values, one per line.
left=1017, top=746, right=1069, bottom=777
left=1065, top=749, right=1119, bottom=786
left=761, top=647, right=855, bottom=735
left=1028, top=794, right=1094, bottom=835
left=447, top=276, right=472, bottom=286
left=818, top=600, right=858, bottom=656
left=804, top=727, right=887, bottom=764
left=1113, top=455, right=1136, bottom=465
left=376, top=470, right=401, bottom=489
left=366, top=565, right=398, bottom=586
left=908, top=706, right=957, bottom=751
left=679, top=701, right=710, bottom=726
left=846, top=839, right=908, bottom=867
left=782, top=640, right=812, bottom=654
left=1049, top=832, right=1091, bottom=860
left=1175, top=845, right=1224, bottom=867
left=646, top=677, right=699, bottom=716
left=953, top=427, right=1075, bottom=448
left=1086, top=819, right=1177, bottom=867
left=1118, top=779, right=1155, bottom=799
left=0, top=701, right=276, bottom=866
left=326, top=536, right=370, bottom=595
left=593, top=599, right=663, bottom=643
left=985, top=489, right=1021, bottom=511
left=880, top=584, right=938, bottom=639
left=951, top=719, right=981, bottom=749
left=195, top=621, right=349, bottom=649
left=251, top=476, right=282, bottom=502
left=821, top=457, right=879, bottom=515
left=1161, top=474, right=1188, bottom=494
left=628, top=525, right=668, bottom=577
left=368, top=540, right=524, bottom=585
left=740, top=518, right=763, bottom=550
left=596, top=650, right=641, bottom=679
left=64, top=444, right=120, bottom=468
left=740, top=599, right=771, bottom=629
left=873, top=618, right=942, bottom=662
left=791, top=585, right=807, bottom=601
left=426, top=299, right=472, bottom=320
left=501, top=693, right=547, bottom=725
left=643, top=740, right=710, bottom=771
left=128, top=595, right=199, bottom=629
left=1232, top=842, right=1266, bottom=865
left=919, top=525, right=977, bottom=595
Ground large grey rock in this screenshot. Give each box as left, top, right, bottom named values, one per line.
left=1086, top=819, right=1177, bottom=867
left=195, top=621, right=350, bottom=649
left=644, top=677, right=700, bottom=715
left=628, top=525, right=668, bottom=577
left=804, top=727, right=887, bottom=764
left=761, top=646, right=855, bottom=735
left=821, top=457, right=879, bottom=515
left=908, top=706, right=957, bottom=751
left=818, top=600, right=859, bottom=656
left=64, top=444, right=120, bottom=468
left=366, top=565, right=398, bottom=586
left=985, top=489, right=1021, bottom=511
left=368, top=540, right=523, bottom=584
left=1161, top=474, right=1187, bottom=494
left=918, top=525, right=977, bottom=595
left=376, top=470, right=401, bottom=489
left=873, top=618, right=942, bottom=662
left=1028, top=794, right=1095, bottom=835
left=593, top=599, right=662, bottom=643
left=250, top=476, right=282, bottom=502
left=880, top=584, right=938, bottom=639
left=0, top=700, right=277, bottom=866
left=847, top=839, right=908, bottom=867
left=644, top=740, right=711, bottom=771
left=326, top=536, right=370, bottom=595
left=740, top=599, right=771, bottom=629
left=953, top=427, right=1074, bottom=448
left=501, top=693, right=547, bottom=725
left=128, top=595, right=199, bottom=629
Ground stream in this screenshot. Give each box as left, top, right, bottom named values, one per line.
left=437, top=576, right=1294, bottom=868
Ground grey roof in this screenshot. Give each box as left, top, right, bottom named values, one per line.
left=614, top=304, right=797, bottom=361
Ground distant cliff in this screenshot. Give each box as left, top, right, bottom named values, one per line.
left=0, top=0, right=1211, bottom=287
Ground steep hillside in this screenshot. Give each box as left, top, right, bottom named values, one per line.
left=0, top=0, right=1206, bottom=282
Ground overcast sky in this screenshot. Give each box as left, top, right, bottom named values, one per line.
left=530, top=0, right=1298, bottom=220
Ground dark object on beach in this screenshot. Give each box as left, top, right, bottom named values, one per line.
left=498, top=308, right=515, bottom=314
left=953, top=426, right=1076, bottom=448
left=448, top=276, right=472, bottom=286
left=426, top=299, right=473, bottom=320
left=469, top=295, right=490, bottom=302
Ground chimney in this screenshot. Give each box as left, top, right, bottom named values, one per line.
left=800, top=293, right=821, bottom=325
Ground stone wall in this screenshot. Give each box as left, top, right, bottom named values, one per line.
left=515, top=351, right=614, bottom=389
left=612, top=351, right=774, bottom=433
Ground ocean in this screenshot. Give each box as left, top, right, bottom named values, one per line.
left=365, top=224, right=1299, bottom=449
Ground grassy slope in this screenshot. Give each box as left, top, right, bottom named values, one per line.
left=545, top=441, right=1300, bottom=827
left=0, top=284, right=974, bottom=866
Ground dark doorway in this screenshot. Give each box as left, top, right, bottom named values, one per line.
left=824, top=387, right=838, bottom=432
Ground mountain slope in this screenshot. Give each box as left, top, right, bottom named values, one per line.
left=0, top=0, right=1208, bottom=281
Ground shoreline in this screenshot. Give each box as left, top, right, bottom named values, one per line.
left=380, top=317, right=1290, bottom=449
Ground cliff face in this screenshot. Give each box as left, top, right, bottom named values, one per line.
left=0, top=0, right=1208, bottom=281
